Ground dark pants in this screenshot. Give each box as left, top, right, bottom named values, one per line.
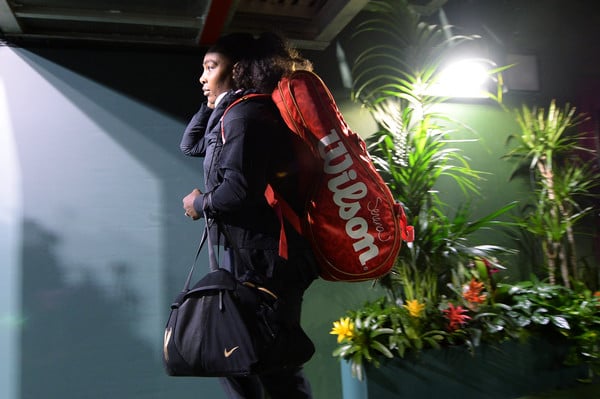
left=217, top=242, right=318, bottom=399
left=219, top=367, right=313, bottom=399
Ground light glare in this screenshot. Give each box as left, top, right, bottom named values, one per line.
left=427, top=59, right=493, bottom=98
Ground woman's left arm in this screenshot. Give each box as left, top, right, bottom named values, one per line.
left=180, top=103, right=213, bottom=156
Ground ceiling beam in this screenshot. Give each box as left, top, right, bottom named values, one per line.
left=315, top=0, right=369, bottom=42
left=14, top=6, right=204, bottom=29
left=197, top=0, right=236, bottom=46
left=235, top=1, right=314, bottom=18
left=1, top=31, right=200, bottom=47
left=0, top=0, right=22, bottom=33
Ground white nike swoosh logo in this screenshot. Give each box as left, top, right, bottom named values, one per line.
left=163, top=327, right=172, bottom=362
left=224, top=346, right=239, bottom=358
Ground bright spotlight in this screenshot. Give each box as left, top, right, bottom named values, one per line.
left=426, top=59, right=495, bottom=98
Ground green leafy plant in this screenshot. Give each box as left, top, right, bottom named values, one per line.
left=330, top=0, right=517, bottom=377
left=504, top=100, right=600, bottom=288
left=331, top=270, right=600, bottom=379
left=351, top=0, right=515, bottom=309
left=496, top=279, right=600, bottom=378
left=330, top=0, right=599, bottom=381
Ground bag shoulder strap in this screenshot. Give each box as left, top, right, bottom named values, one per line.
left=264, top=183, right=303, bottom=260
left=181, top=225, right=209, bottom=292
left=181, top=216, right=249, bottom=292
left=220, top=93, right=272, bottom=144
left=219, top=92, right=301, bottom=260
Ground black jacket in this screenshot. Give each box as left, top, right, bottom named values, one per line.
left=180, top=90, right=318, bottom=286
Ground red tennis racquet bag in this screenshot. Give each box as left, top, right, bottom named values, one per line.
left=268, top=70, right=414, bottom=282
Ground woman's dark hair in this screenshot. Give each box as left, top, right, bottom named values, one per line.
left=207, top=32, right=254, bottom=65
left=230, top=32, right=313, bottom=93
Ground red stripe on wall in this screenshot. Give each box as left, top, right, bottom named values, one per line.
left=198, top=0, right=235, bottom=46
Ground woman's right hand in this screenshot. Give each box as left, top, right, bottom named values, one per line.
left=182, top=188, right=202, bottom=220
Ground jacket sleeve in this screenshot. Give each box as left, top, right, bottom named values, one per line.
left=179, top=103, right=213, bottom=157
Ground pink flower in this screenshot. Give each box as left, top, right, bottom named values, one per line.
left=482, top=257, right=501, bottom=275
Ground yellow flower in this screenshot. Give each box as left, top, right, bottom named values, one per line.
left=330, top=317, right=355, bottom=343
left=404, top=299, right=426, bottom=318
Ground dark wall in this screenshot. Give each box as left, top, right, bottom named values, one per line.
left=440, top=0, right=600, bottom=107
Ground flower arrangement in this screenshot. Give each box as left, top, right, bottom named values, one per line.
left=331, top=262, right=600, bottom=380
left=332, top=0, right=600, bottom=382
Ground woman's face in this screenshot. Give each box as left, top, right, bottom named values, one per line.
left=199, top=51, right=234, bottom=107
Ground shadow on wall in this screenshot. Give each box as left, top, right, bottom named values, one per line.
left=8, top=46, right=215, bottom=399
left=19, top=219, right=223, bottom=398
left=4, top=45, right=224, bottom=398
left=20, top=219, right=160, bottom=397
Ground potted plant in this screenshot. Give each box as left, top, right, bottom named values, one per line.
left=504, top=100, right=600, bottom=288
left=330, top=0, right=600, bottom=396
left=332, top=276, right=599, bottom=397
left=332, top=0, right=515, bottom=379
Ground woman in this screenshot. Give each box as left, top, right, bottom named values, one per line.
left=180, top=32, right=319, bottom=399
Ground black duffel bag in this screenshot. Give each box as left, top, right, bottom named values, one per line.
left=163, top=224, right=314, bottom=377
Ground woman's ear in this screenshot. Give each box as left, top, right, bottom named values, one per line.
left=230, top=62, right=242, bottom=88
left=232, top=62, right=241, bottom=76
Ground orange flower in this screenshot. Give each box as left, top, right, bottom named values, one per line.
left=443, top=303, right=471, bottom=331
left=463, top=278, right=487, bottom=304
